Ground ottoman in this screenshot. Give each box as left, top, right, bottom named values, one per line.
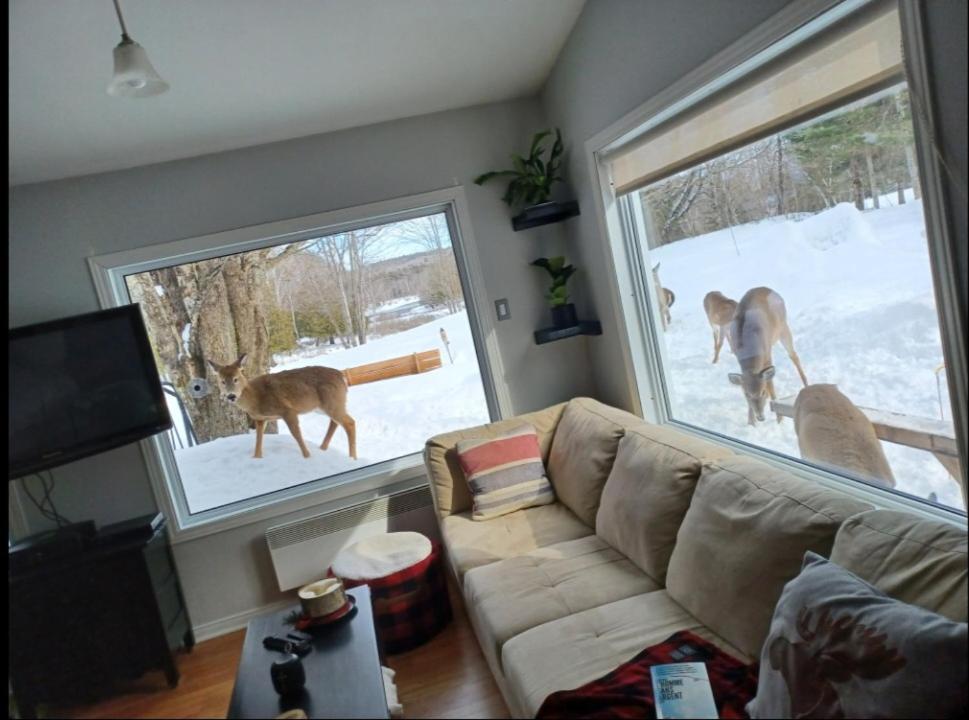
left=330, top=532, right=452, bottom=654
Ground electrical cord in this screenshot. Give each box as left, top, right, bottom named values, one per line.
left=20, top=472, right=72, bottom=528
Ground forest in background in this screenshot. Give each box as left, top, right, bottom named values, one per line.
left=126, top=214, right=464, bottom=442
left=641, top=85, right=919, bottom=247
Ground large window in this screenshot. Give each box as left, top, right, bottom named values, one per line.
left=604, top=0, right=966, bottom=513
left=90, top=189, right=502, bottom=534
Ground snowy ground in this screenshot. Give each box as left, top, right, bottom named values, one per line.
left=652, top=198, right=962, bottom=510
left=175, top=310, right=490, bottom=513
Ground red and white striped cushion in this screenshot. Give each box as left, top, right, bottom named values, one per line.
left=456, top=424, right=555, bottom=520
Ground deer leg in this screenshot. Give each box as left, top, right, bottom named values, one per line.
left=712, top=328, right=722, bottom=364
left=320, top=419, right=339, bottom=451
left=336, top=413, right=357, bottom=460
left=253, top=419, right=266, bottom=459
left=780, top=327, right=809, bottom=387
left=282, top=413, right=311, bottom=459
left=768, top=379, right=784, bottom=424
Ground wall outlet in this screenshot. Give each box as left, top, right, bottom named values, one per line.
left=495, top=299, right=511, bottom=321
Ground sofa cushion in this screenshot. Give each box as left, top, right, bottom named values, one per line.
left=666, top=456, right=872, bottom=658
left=464, top=535, right=660, bottom=674
left=830, top=509, right=968, bottom=622
left=501, top=590, right=751, bottom=718
left=440, top=502, right=591, bottom=580
left=596, top=424, right=733, bottom=584
left=547, top=398, right=636, bottom=527
left=424, top=403, right=567, bottom=518
left=456, top=424, right=555, bottom=520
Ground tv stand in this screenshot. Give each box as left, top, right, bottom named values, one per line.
left=8, top=513, right=194, bottom=718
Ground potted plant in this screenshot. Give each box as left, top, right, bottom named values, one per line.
left=474, top=129, right=578, bottom=229
left=532, top=256, right=578, bottom=328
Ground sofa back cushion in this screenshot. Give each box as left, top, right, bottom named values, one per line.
left=596, top=424, right=733, bottom=584
left=666, top=456, right=872, bottom=658
left=830, top=509, right=968, bottom=622
left=424, top=403, right=567, bottom=518
left=546, top=398, right=636, bottom=528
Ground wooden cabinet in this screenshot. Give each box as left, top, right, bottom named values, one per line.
left=8, top=514, right=194, bottom=719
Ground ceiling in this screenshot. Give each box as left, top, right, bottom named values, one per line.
left=8, top=0, right=585, bottom=186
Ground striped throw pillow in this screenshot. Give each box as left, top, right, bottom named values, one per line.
left=456, top=424, right=555, bottom=521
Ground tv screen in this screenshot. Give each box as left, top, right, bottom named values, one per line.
left=8, top=305, right=172, bottom=479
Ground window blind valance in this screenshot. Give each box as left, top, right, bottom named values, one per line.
left=608, top=1, right=903, bottom=197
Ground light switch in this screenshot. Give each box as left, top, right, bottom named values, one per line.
left=495, top=298, right=511, bottom=321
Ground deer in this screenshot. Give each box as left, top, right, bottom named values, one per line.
left=206, top=354, right=357, bottom=460
left=727, top=287, right=809, bottom=425
left=793, top=384, right=895, bottom=488
left=652, top=263, right=675, bottom=330
left=702, top=291, right=738, bottom=364
left=769, top=606, right=906, bottom=718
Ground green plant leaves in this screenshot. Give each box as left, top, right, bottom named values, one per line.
left=474, top=128, right=566, bottom=209
left=532, top=256, right=576, bottom=307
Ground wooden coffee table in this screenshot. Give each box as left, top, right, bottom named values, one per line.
left=227, top=585, right=390, bottom=719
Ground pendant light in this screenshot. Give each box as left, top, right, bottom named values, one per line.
left=107, top=0, right=169, bottom=98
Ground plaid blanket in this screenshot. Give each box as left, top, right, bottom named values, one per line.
left=330, top=542, right=452, bottom=655
left=536, top=630, right=759, bottom=719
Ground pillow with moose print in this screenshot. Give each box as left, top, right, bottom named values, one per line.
left=746, top=551, right=967, bottom=719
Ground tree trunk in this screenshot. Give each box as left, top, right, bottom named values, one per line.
left=897, top=180, right=906, bottom=205
left=904, top=143, right=921, bottom=199
left=864, top=145, right=879, bottom=209
left=850, top=157, right=865, bottom=211
left=775, top=136, right=785, bottom=216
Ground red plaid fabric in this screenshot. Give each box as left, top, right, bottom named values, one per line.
left=329, top=542, right=452, bottom=655
left=536, top=630, right=759, bottom=719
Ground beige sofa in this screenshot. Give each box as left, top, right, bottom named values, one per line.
left=423, top=397, right=968, bottom=718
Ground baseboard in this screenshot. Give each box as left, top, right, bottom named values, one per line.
left=192, top=598, right=295, bottom=643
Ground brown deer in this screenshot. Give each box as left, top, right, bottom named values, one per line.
left=702, top=291, right=738, bottom=364
left=727, top=287, right=809, bottom=425
left=652, top=263, right=675, bottom=330
left=794, top=384, right=895, bottom=487
left=769, top=606, right=906, bottom=718
left=207, top=354, right=357, bottom=460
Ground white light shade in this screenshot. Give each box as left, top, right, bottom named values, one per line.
left=107, top=39, right=169, bottom=98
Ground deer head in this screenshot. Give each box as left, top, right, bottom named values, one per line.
left=206, top=354, right=249, bottom=404
left=768, top=606, right=906, bottom=718
left=729, top=365, right=775, bottom=423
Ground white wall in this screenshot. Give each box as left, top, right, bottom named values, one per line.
left=8, top=96, right=596, bottom=627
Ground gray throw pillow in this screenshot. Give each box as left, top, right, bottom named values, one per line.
left=747, top=551, right=968, bottom=719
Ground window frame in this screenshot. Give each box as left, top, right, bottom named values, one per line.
left=88, top=185, right=512, bottom=542
left=585, top=0, right=967, bottom=523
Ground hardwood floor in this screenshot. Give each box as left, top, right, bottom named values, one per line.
left=48, top=576, right=508, bottom=719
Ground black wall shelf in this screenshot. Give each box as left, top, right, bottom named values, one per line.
left=512, top=200, right=580, bottom=231
left=534, top=321, right=602, bottom=345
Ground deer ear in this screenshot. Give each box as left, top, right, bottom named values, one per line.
left=206, top=359, right=221, bottom=372
left=728, top=373, right=743, bottom=385
left=652, top=262, right=661, bottom=272
left=236, top=353, right=248, bottom=367
left=761, top=365, right=776, bottom=380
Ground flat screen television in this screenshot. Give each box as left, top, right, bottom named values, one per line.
left=8, top=304, right=172, bottom=479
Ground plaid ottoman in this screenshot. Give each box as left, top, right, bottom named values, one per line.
left=329, top=532, right=452, bottom=655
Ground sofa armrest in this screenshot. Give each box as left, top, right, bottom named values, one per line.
left=423, top=402, right=568, bottom=519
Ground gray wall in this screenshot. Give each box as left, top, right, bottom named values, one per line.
left=8, top=96, right=595, bottom=626
left=542, top=0, right=967, bottom=413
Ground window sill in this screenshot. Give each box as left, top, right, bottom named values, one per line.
left=159, top=452, right=430, bottom=545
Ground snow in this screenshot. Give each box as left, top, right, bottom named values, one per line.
left=176, top=310, right=490, bottom=513
left=180, top=324, right=191, bottom=355
left=652, top=199, right=962, bottom=510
